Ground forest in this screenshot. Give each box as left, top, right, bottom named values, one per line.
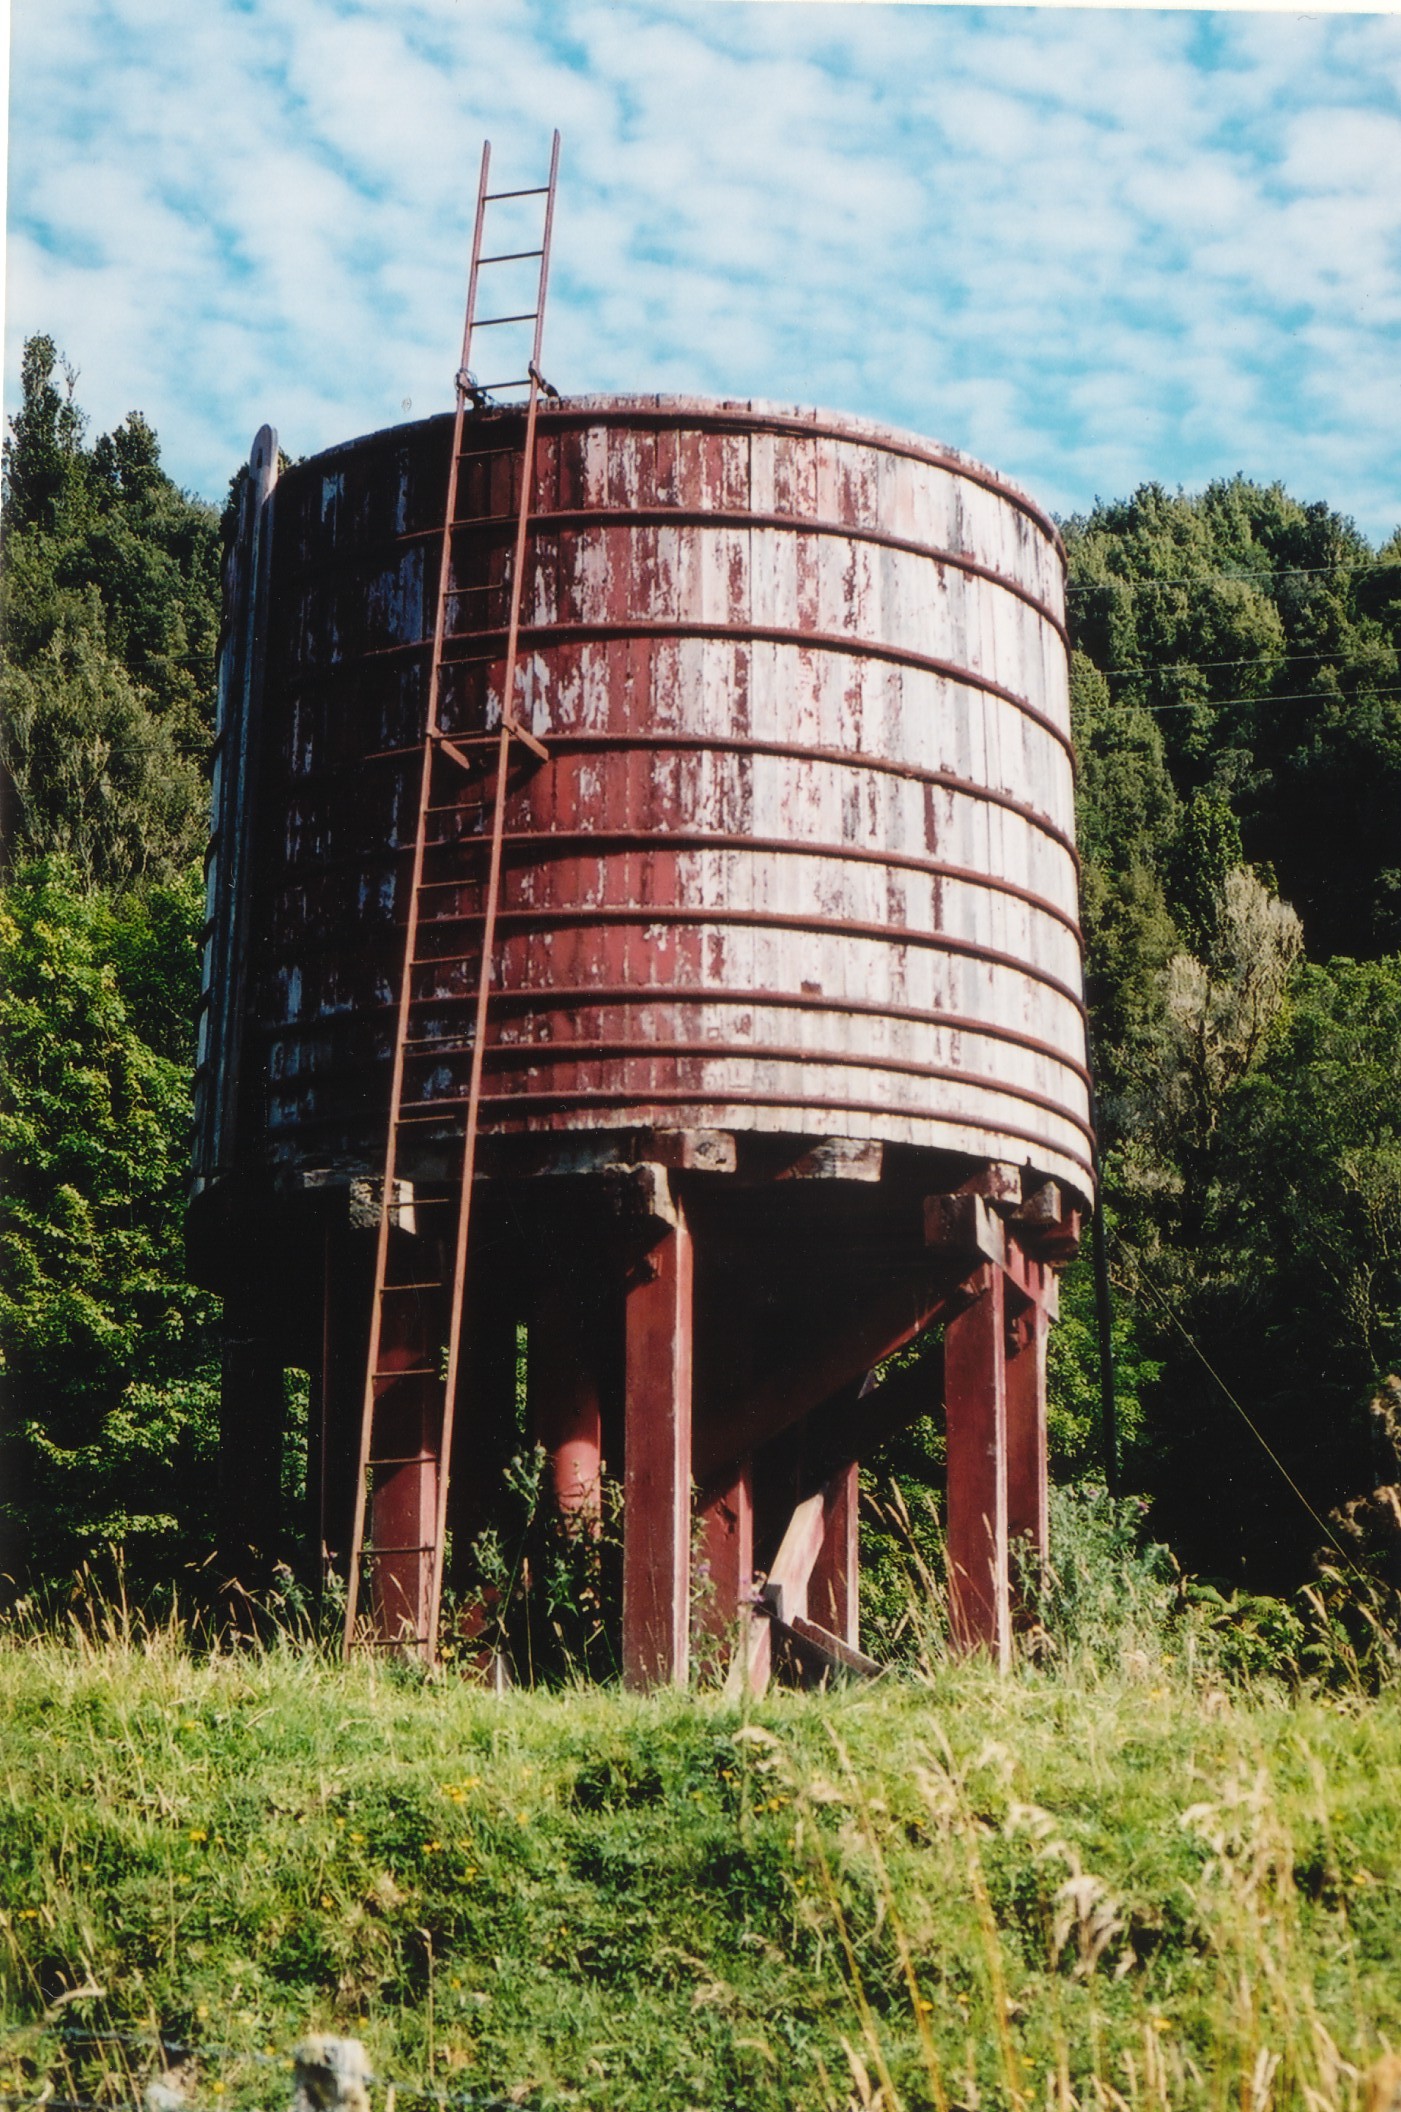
left=4, top=332, right=1401, bottom=1618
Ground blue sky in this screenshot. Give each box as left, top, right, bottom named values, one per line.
left=6, top=0, right=1401, bottom=539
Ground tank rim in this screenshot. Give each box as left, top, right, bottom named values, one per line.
left=271, top=393, right=1064, bottom=556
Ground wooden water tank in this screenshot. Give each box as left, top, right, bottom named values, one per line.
left=195, top=397, right=1091, bottom=1205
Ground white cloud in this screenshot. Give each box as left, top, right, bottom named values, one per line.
left=6, top=0, right=1401, bottom=539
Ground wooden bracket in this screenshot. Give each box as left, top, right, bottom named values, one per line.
left=776, top=1138, right=884, bottom=1184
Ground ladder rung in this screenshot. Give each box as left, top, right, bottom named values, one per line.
left=479, top=248, right=544, bottom=265
left=368, top=1454, right=441, bottom=1469
left=475, top=313, right=538, bottom=329
left=381, top=1281, right=446, bottom=1294
left=485, top=184, right=550, bottom=200
left=362, top=1634, right=433, bottom=1650
left=360, top=1543, right=439, bottom=1558
left=474, top=378, right=532, bottom=393
left=373, top=1365, right=438, bottom=1379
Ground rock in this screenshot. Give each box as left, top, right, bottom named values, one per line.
left=291, top=2037, right=373, bottom=2112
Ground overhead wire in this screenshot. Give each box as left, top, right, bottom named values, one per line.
left=1091, top=684, right=1401, bottom=716
left=1089, top=646, right=1396, bottom=678
left=1112, top=1243, right=1364, bottom=1576
left=1067, top=559, right=1399, bottom=594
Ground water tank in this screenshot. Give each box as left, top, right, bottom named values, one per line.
left=193, top=394, right=1091, bottom=1685
left=195, top=396, right=1090, bottom=1201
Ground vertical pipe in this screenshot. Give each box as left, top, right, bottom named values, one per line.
left=1005, top=1285, right=1049, bottom=1578
left=1087, top=1059, right=1119, bottom=1497
left=943, top=1264, right=1010, bottom=1668
left=622, top=1200, right=694, bottom=1689
left=218, top=1272, right=286, bottom=1596
left=531, top=1273, right=604, bottom=1521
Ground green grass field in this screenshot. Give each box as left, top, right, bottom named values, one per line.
left=3, top=1587, right=1401, bottom=2112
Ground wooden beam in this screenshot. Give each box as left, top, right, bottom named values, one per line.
left=808, top=1459, right=859, bottom=1645
left=775, top=1138, right=884, bottom=1183
left=696, top=1265, right=968, bottom=1492
left=727, top=1466, right=859, bottom=1698
left=622, top=1193, right=693, bottom=1689
left=782, top=1614, right=882, bottom=1680
left=944, top=1265, right=1010, bottom=1668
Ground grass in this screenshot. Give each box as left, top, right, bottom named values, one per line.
left=3, top=1563, right=1401, bottom=2112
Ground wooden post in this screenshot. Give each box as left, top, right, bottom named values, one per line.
left=218, top=1271, right=286, bottom=1594
left=943, top=1265, right=1010, bottom=1668
left=697, top=1462, right=753, bottom=1634
left=809, top=1460, right=860, bottom=1645
left=317, top=1222, right=373, bottom=1586
left=1005, top=1281, right=1050, bottom=1578
left=622, top=1194, right=693, bottom=1689
left=531, top=1271, right=603, bottom=1521
left=369, top=1347, right=438, bottom=1649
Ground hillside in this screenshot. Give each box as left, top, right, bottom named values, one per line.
left=3, top=1607, right=1401, bottom=2112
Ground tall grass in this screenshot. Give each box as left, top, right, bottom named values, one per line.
left=3, top=1515, right=1401, bottom=2111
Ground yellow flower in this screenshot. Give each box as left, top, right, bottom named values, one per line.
left=188, top=1829, right=207, bottom=1843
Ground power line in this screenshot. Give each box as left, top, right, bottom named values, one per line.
left=1091, top=647, right=1395, bottom=678
left=1098, top=683, right=1401, bottom=716
left=1068, top=559, right=1399, bottom=595
left=1114, top=1247, right=1362, bottom=1575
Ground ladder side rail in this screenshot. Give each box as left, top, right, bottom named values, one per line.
left=342, top=728, right=436, bottom=1649
left=426, top=135, right=561, bottom=1649
left=344, top=137, right=496, bottom=1654
left=457, top=143, right=493, bottom=394
left=528, top=131, right=562, bottom=380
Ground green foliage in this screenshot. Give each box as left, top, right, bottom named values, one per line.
left=1065, top=479, right=1401, bottom=1588
left=1, top=336, right=220, bottom=887
left=459, top=1444, right=623, bottom=1686
left=1045, top=1242, right=1161, bottom=1473
left=1065, top=476, right=1401, bottom=964
left=0, top=861, right=218, bottom=1583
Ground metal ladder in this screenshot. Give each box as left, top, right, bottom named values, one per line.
left=343, top=132, right=561, bottom=1659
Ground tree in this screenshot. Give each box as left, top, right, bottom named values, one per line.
left=1, top=336, right=221, bottom=885
left=0, top=862, right=219, bottom=1584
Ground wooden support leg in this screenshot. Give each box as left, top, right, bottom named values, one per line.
left=317, top=1225, right=373, bottom=1585
left=623, top=1196, right=693, bottom=1690
left=370, top=1285, right=439, bottom=1647
left=697, top=1462, right=753, bottom=1635
left=218, top=1273, right=286, bottom=1594
left=447, top=1283, right=521, bottom=1555
left=809, top=1459, right=860, bottom=1646
left=944, top=1265, right=1010, bottom=1668
left=532, top=1272, right=604, bottom=1522
left=1005, top=1281, right=1050, bottom=1585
